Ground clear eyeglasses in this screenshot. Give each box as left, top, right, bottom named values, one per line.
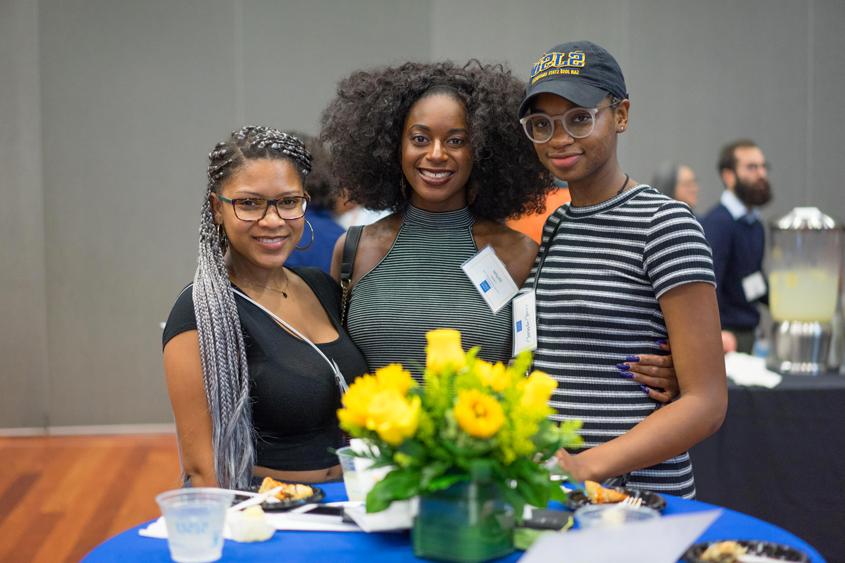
left=520, top=101, right=621, bottom=144
left=216, top=194, right=309, bottom=221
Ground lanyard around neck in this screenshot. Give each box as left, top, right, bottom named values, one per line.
left=231, top=288, right=349, bottom=395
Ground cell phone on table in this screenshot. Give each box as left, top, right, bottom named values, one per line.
left=522, top=507, right=572, bottom=530
left=300, top=504, right=356, bottom=524
left=301, top=504, right=345, bottom=517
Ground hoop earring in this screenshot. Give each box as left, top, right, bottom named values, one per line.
left=216, top=224, right=229, bottom=252
left=295, top=219, right=315, bottom=251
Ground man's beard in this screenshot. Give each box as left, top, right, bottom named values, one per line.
left=734, top=175, right=772, bottom=207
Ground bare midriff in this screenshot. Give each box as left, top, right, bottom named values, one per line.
left=253, top=464, right=342, bottom=484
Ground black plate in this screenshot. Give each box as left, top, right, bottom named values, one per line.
left=565, top=487, right=666, bottom=512
left=682, top=540, right=810, bottom=562
left=233, top=484, right=326, bottom=512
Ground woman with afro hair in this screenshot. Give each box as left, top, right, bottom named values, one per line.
left=321, top=61, right=676, bottom=397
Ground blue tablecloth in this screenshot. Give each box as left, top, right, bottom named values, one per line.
left=83, top=482, right=824, bottom=562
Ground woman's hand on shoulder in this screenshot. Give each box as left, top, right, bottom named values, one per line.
left=473, top=220, right=539, bottom=287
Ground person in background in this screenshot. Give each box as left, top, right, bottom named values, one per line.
left=333, top=190, right=391, bottom=230
left=519, top=40, right=727, bottom=497
left=162, top=127, right=367, bottom=489
left=651, top=161, right=700, bottom=212
left=700, top=139, right=772, bottom=354
left=507, top=177, right=571, bottom=244
left=284, top=132, right=346, bottom=274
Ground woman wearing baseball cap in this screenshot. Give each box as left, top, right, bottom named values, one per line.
left=520, top=41, right=727, bottom=498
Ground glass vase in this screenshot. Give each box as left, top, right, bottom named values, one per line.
left=412, top=480, right=514, bottom=562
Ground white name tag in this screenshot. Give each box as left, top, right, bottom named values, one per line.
left=742, top=271, right=767, bottom=302
left=512, top=290, right=538, bottom=356
left=461, top=245, right=519, bottom=314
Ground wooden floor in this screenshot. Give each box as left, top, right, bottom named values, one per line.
left=0, top=434, right=181, bottom=563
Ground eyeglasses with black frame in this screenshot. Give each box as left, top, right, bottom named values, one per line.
left=216, top=194, right=309, bottom=221
left=520, top=100, right=622, bottom=144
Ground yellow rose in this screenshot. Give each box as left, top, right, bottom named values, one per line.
left=337, top=372, right=420, bottom=446
left=375, top=363, right=416, bottom=395
left=337, top=374, right=380, bottom=430
left=425, top=329, right=466, bottom=373
left=366, top=390, right=421, bottom=446
left=475, top=360, right=510, bottom=392
left=454, top=389, right=505, bottom=439
left=520, top=370, right=557, bottom=411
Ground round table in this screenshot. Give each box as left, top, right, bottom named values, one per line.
left=83, top=482, right=824, bottom=562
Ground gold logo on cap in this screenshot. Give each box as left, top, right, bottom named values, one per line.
left=529, top=50, right=586, bottom=83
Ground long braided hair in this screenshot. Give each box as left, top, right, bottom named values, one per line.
left=193, top=126, right=311, bottom=489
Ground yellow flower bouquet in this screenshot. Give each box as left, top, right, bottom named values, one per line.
left=336, top=328, right=583, bottom=517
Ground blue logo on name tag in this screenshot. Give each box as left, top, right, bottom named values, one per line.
left=516, top=321, right=523, bottom=333
left=480, top=280, right=491, bottom=293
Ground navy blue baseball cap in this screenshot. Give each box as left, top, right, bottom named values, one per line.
left=518, top=41, right=628, bottom=116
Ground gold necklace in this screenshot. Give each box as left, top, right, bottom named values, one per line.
left=236, top=274, right=290, bottom=298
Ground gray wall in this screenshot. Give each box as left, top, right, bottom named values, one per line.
left=0, top=0, right=49, bottom=427
left=2, top=0, right=843, bottom=427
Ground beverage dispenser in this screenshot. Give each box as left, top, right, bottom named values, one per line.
left=767, top=207, right=843, bottom=375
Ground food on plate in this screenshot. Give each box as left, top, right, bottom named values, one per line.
left=258, top=476, right=315, bottom=501
left=228, top=505, right=274, bottom=543
left=699, top=541, right=749, bottom=562
left=584, top=480, right=629, bottom=504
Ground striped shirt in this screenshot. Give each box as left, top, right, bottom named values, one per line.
left=347, top=205, right=512, bottom=380
left=526, top=186, right=716, bottom=498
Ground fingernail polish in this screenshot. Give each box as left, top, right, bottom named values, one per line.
left=620, top=371, right=634, bottom=379
left=640, top=384, right=651, bottom=394
left=625, top=356, right=639, bottom=363
left=615, top=363, right=630, bottom=370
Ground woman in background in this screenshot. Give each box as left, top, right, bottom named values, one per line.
left=284, top=132, right=346, bottom=274
left=651, top=161, right=700, bottom=212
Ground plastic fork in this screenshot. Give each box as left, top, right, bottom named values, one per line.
left=620, top=496, right=643, bottom=508
left=228, top=486, right=283, bottom=512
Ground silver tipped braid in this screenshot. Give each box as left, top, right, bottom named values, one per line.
left=192, top=195, right=254, bottom=489
left=190, top=126, right=311, bottom=489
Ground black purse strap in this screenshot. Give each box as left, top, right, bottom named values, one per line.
left=340, top=225, right=364, bottom=325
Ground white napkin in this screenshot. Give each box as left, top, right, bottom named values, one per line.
left=139, top=502, right=361, bottom=539
left=343, top=499, right=417, bottom=532
left=520, top=509, right=721, bottom=563
left=264, top=502, right=360, bottom=532
left=724, top=352, right=783, bottom=388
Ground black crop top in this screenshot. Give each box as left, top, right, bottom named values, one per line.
left=162, top=267, right=368, bottom=471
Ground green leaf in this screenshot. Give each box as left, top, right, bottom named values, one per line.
left=397, top=439, right=426, bottom=460
left=427, top=473, right=468, bottom=492
left=420, top=460, right=450, bottom=487
left=549, top=482, right=568, bottom=503
left=365, top=468, right=422, bottom=513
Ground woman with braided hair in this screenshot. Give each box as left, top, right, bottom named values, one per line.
left=322, top=60, right=679, bottom=401
left=163, top=126, right=367, bottom=489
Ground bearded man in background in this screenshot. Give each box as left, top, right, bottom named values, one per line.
left=701, top=139, right=773, bottom=354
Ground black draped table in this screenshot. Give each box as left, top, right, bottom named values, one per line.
left=691, top=373, right=845, bottom=562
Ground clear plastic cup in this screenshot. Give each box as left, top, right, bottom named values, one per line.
left=336, top=446, right=363, bottom=502
left=156, top=488, right=234, bottom=562
left=574, top=503, right=660, bottom=529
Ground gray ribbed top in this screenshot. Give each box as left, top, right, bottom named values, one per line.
left=347, top=205, right=513, bottom=380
